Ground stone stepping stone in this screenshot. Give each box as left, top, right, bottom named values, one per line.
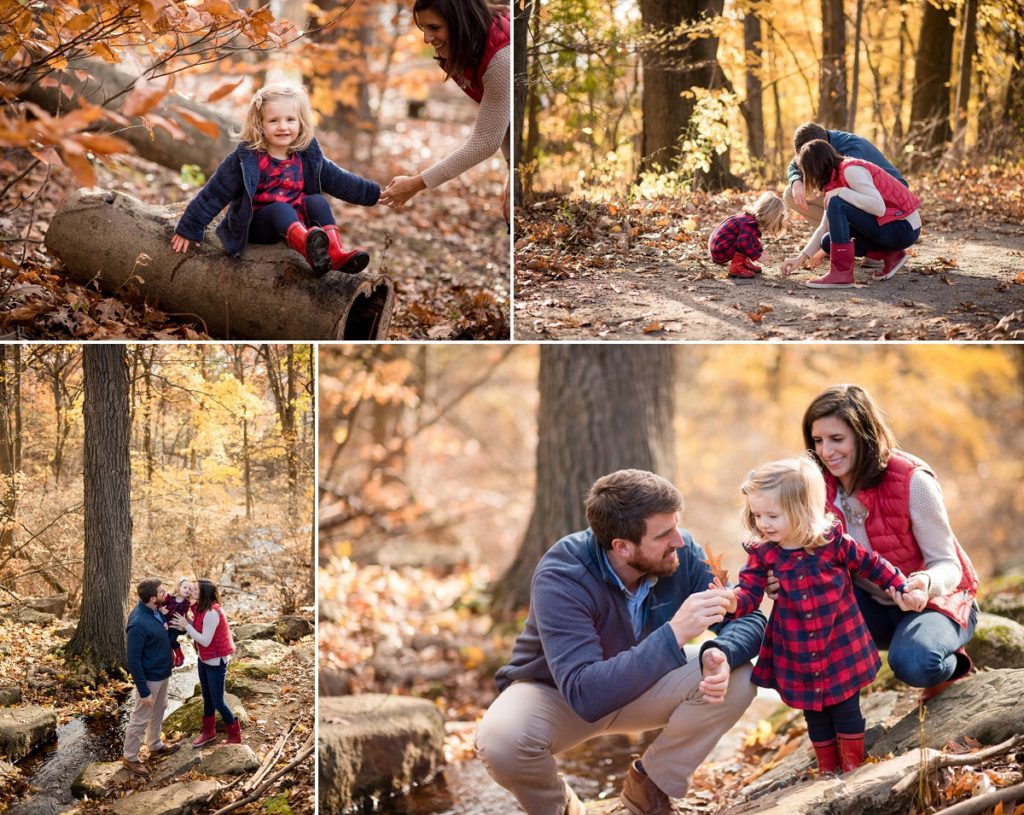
left=232, top=623, right=277, bottom=642
left=0, top=707, right=57, bottom=761
left=107, top=779, right=220, bottom=815
left=233, top=639, right=289, bottom=664
left=201, top=744, right=259, bottom=776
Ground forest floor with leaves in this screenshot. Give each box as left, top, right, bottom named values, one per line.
left=0, top=117, right=509, bottom=341
left=0, top=614, right=314, bottom=814
left=320, top=557, right=1024, bottom=814
left=514, top=163, right=1024, bottom=341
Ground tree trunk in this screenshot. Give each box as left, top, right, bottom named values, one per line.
left=1001, top=25, right=1024, bottom=135
left=909, top=0, right=955, bottom=157
left=0, top=347, right=21, bottom=560
left=232, top=349, right=255, bottom=522
left=847, top=0, right=864, bottom=131
left=44, top=188, right=394, bottom=341
left=491, top=346, right=677, bottom=615
left=955, top=0, right=978, bottom=132
left=513, top=0, right=531, bottom=204
left=521, top=0, right=543, bottom=198
left=744, top=7, right=766, bottom=163
left=66, top=346, right=132, bottom=674
left=19, top=59, right=236, bottom=175
left=818, top=0, right=848, bottom=128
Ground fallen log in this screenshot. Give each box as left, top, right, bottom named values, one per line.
left=20, top=59, right=236, bottom=174
left=43, top=188, right=393, bottom=340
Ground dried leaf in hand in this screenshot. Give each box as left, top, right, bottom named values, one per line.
left=703, top=544, right=730, bottom=585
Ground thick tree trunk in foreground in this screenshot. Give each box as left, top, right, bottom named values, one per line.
left=66, top=346, right=132, bottom=674
left=19, top=59, right=236, bottom=175
left=44, top=189, right=394, bottom=341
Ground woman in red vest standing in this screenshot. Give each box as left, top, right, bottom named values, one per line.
left=788, top=384, right=979, bottom=702
left=172, top=579, right=241, bottom=746
left=379, top=0, right=510, bottom=223
left=780, top=140, right=923, bottom=288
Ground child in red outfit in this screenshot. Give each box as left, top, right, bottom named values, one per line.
left=707, top=192, right=786, bottom=279
left=159, top=577, right=194, bottom=668
left=720, top=456, right=928, bottom=775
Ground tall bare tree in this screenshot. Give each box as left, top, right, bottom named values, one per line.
left=909, top=0, right=955, bottom=157
left=0, top=347, right=22, bottom=559
left=744, top=4, right=766, bottom=163
left=819, top=0, right=848, bottom=127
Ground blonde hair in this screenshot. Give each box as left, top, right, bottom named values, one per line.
left=741, top=455, right=835, bottom=551
left=236, top=83, right=314, bottom=154
left=743, top=192, right=786, bottom=236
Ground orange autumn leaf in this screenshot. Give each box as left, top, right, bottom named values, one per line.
left=703, top=544, right=730, bottom=585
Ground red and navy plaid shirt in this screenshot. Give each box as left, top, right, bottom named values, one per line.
left=732, top=526, right=907, bottom=711
left=708, top=212, right=763, bottom=264
left=252, top=152, right=304, bottom=211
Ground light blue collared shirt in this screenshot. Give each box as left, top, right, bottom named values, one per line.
left=600, top=547, right=657, bottom=639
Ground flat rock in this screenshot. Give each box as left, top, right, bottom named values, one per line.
left=0, top=686, right=22, bottom=706
left=27, top=595, right=68, bottom=619
left=275, top=615, right=313, bottom=642
left=150, top=744, right=203, bottom=783
left=193, top=674, right=276, bottom=699
left=318, top=667, right=353, bottom=697
left=228, top=660, right=276, bottom=680
left=233, top=639, right=289, bottom=664
left=0, top=706, right=57, bottom=761
left=163, top=694, right=249, bottom=737
left=72, top=760, right=131, bottom=798
left=200, top=744, right=259, bottom=776
left=966, top=612, right=1024, bottom=669
left=232, top=623, right=277, bottom=642
left=7, top=609, right=55, bottom=626
left=319, top=694, right=445, bottom=813
left=107, top=779, right=220, bottom=815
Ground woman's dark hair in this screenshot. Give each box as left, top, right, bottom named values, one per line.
left=413, top=0, right=507, bottom=80
left=801, top=384, right=897, bottom=494
left=797, top=139, right=843, bottom=193
left=793, top=122, right=828, bottom=154
left=194, top=579, right=220, bottom=614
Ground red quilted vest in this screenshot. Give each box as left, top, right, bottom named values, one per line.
left=194, top=604, right=235, bottom=661
left=444, top=12, right=510, bottom=103
left=824, top=450, right=977, bottom=628
left=824, top=158, right=922, bottom=225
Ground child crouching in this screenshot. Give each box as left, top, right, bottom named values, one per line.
left=708, top=192, right=785, bottom=279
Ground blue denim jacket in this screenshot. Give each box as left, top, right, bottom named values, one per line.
left=126, top=600, right=173, bottom=697
left=174, top=138, right=380, bottom=257
left=787, top=129, right=907, bottom=187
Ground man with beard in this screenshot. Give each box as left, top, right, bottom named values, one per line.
left=477, top=470, right=766, bottom=815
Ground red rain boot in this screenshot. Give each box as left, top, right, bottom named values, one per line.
left=865, top=247, right=908, bottom=281
left=728, top=253, right=756, bottom=279
left=226, top=720, right=243, bottom=744
left=172, top=647, right=184, bottom=668
left=811, top=738, right=840, bottom=774
left=806, top=241, right=855, bottom=287
left=323, top=225, right=369, bottom=274
left=743, top=256, right=763, bottom=274
left=284, top=222, right=330, bottom=275
left=837, top=733, right=865, bottom=773
left=192, top=715, right=217, bottom=748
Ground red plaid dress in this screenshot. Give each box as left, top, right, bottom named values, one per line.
left=732, top=526, right=908, bottom=711
left=707, top=213, right=763, bottom=264
left=253, top=152, right=304, bottom=212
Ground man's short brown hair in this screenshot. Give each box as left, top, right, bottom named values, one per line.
left=585, top=469, right=682, bottom=550
left=794, top=122, right=829, bottom=154
left=137, top=578, right=162, bottom=604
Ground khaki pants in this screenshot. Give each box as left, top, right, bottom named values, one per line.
left=475, top=648, right=755, bottom=815
left=783, top=181, right=825, bottom=225
left=123, top=677, right=170, bottom=761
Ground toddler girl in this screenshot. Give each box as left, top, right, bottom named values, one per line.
left=160, top=576, right=194, bottom=668
left=707, top=191, right=786, bottom=279
left=172, top=83, right=378, bottom=275
left=720, top=456, right=928, bottom=774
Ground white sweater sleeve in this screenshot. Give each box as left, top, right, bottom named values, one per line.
left=830, top=166, right=885, bottom=216
left=420, top=46, right=511, bottom=189
left=187, top=609, right=220, bottom=647
left=908, top=470, right=962, bottom=596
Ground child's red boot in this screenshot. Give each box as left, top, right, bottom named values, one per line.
left=806, top=241, right=855, bottom=288
left=192, top=715, right=218, bottom=748
left=323, top=225, right=370, bottom=274
left=811, top=738, right=840, bottom=774
left=172, top=647, right=184, bottom=667
left=743, top=256, right=763, bottom=274
left=837, top=733, right=865, bottom=772
left=226, top=720, right=243, bottom=744
left=284, top=222, right=330, bottom=275
left=866, top=248, right=908, bottom=281
left=728, top=253, right=756, bottom=279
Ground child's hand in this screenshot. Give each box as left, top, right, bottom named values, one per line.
left=171, top=234, right=192, bottom=254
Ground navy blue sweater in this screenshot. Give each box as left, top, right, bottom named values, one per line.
left=126, top=600, right=173, bottom=697
left=787, top=129, right=907, bottom=187
left=495, top=529, right=766, bottom=723
left=174, top=138, right=380, bottom=257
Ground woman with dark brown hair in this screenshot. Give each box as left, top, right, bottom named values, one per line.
left=379, top=0, right=510, bottom=223
left=780, top=140, right=923, bottom=288
left=769, top=384, right=978, bottom=703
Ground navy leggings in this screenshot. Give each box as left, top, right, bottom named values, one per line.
left=820, top=197, right=920, bottom=256
left=248, top=193, right=335, bottom=244
left=198, top=658, right=236, bottom=724
left=803, top=692, right=864, bottom=742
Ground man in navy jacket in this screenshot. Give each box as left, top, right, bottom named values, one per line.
left=122, top=579, right=180, bottom=776
left=477, top=470, right=767, bottom=815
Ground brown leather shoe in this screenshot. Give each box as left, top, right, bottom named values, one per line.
left=121, top=757, right=150, bottom=777
left=564, top=782, right=586, bottom=814
left=621, top=760, right=672, bottom=815
left=149, top=741, right=181, bottom=757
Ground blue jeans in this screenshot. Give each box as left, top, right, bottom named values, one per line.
left=249, top=193, right=335, bottom=244
left=197, top=658, right=236, bottom=724
left=820, top=197, right=921, bottom=255
left=803, top=692, right=864, bottom=741
left=853, top=585, right=978, bottom=688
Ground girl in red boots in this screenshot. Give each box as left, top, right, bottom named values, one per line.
left=707, top=192, right=786, bottom=279
left=781, top=139, right=922, bottom=287
left=720, top=456, right=928, bottom=775
left=172, top=83, right=378, bottom=275
left=172, top=579, right=241, bottom=746
left=159, top=576, right=194, bottom=668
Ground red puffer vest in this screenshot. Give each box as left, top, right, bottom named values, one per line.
left=193, top=604, right=235, bottom=661
left=824, top=158, right=922, bottom=225
left=442, top=12, right=510, bottom=104
left=824, top=450, right=977, bottom=628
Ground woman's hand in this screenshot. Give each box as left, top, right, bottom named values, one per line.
left=806, top=248, right=826, bottom=268
left=780, top=255, right=804, bottom=276
left=887, top=573, right=930, bottom=612
left=380, top=175, right=427, bottom=209
left=171, top=234, right=192, bottom=254
left=170, top=612, right=188, bottom=631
